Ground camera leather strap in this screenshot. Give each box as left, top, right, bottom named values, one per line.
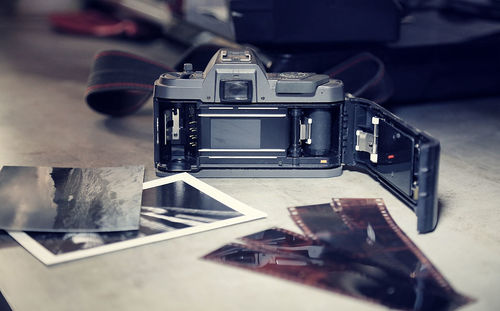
left=86, top=49, right=391, bottom=116
left=86, top=50, right=173, bottom=116
left=325, top=52, right=393, bottom=103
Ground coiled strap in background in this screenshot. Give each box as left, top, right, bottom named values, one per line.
left=85, top=50, right=173, bottom=116
left=86, top=49, right=392, bottom=116
left=325, top=52, right=393, bottom=103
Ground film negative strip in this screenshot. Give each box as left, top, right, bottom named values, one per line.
left=204, top=198, right=474, bottom=310
left=239, top=227, right=326, bottom=264
left=294, top=199, right=457, bottom=291
left=241, top=227, right=315, bottom=248
left=203, top=241, right=416, bottom=308
left=371, top=198, right=452, bottom=290
left=203, top=242, right=326, bottom=271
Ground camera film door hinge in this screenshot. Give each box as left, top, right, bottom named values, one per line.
left=355, top=116, right=379, bottom=163
left=300, top=117, right=313, bottom=144
left=164, top=108, right=180, bottom=144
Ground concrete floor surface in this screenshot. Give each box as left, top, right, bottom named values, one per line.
left=0, top=14, right=499, bottom=311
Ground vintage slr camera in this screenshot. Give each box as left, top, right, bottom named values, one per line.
left=153, top=49, right=440, bottom=233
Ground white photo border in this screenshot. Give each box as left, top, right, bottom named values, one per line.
left=8, top=173, right=266, bottom=265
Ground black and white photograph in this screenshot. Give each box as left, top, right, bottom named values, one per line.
left=0, top=165, right=144, bottom=232
left=8, top=173, right=266, bottom=265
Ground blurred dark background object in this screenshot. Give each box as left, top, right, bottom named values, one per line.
left=70, top=0, right=500, bottom=105
left=49, top=10, right=163, bottom=40
left=2, top=0, right=500, bottom=106
left=444, top=0, right=500, bottom=20
left=228, top=0, right=403, bottom=46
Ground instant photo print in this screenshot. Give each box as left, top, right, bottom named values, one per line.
left=0, top=165, right=144, bottom=232
left=8, top=173, right=266, bottom=265
left=153, top=49, right=440, bottom=233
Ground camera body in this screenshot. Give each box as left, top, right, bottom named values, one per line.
left=153, top=49, right=440, bottom=233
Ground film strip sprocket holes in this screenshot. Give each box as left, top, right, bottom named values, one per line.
left=288, top=207, right=318, bottom=241
left=291, top=198, right=474, bottom=307
left=203, top=198, right=474, bottom=310
left=330, top=198, right=356, bottom=230
left=296, top=199, right=468, bottom=295
left=373, top=199, right=457, bottom=293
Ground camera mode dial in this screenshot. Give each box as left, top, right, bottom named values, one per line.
left=278, top=72, right=313, bottom=80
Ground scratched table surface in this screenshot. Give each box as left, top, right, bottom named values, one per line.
left=0, top=13, right=499, bottom=311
